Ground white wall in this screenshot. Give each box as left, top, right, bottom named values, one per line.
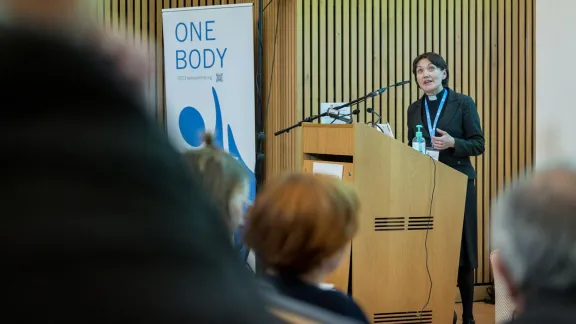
left=535, top=0, right=576, bottom=166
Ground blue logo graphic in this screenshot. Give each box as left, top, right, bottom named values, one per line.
left=178, top=87, right=257, bottom=204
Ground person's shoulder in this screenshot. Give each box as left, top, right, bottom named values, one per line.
left=448, top=89, right=476, bottom=106
left=318, top=289, right=369, bottom=322
left=407, top=97, right=423, bottom=114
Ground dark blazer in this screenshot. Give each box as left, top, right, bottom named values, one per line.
left=407, top=88, right=485, bottom=179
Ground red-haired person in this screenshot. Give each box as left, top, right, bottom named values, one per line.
left=244, top=173, right=368, bottom=323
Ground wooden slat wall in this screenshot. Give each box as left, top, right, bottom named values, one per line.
left=300, top=0, right=535, bottom=285
left=96, top=0, right=534, bottom=286
left=94, top=0, right=299, bottom=182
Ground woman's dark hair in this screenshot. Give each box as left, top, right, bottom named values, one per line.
left=412, top=52, right=449, bottom=88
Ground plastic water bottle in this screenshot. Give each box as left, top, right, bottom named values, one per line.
left=412, top=125, right=426, bottom=153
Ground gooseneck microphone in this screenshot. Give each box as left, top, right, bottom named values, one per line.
left=366, top=107, right=381, bottom=124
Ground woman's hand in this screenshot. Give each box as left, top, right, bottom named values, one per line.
left=431, top=128, right=455, bottom=150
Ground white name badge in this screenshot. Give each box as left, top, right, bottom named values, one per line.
left=425, top=148, right=439, bottom=161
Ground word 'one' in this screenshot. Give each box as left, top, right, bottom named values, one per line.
left=174, top=20, right=227, bottom=70
left=175, top=21, right=215, bottom=42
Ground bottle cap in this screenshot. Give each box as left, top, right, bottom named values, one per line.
left=416, top=125, right=423, bottom=137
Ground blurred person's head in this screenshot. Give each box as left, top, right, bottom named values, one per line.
left=1, top=23, right=274, bottom=323
left=491, top=162, right=576, bottom=310
left=0, top=0, right=89, bottom=30
left=0, top=0, right=152, bottom=112
left=244, top=173, right=359, bottom=283
left=182, top=133, right=250, bottom=234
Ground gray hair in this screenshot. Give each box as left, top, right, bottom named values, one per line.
left=491, top=161, right=576, bottom=293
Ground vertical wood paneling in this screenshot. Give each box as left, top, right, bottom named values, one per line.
left=100, top=0, right=535, bottom=287
left=342, top=0, right=350, bottom=107
left=519, top=0, right=526, bottom=176
left=489, top=0, right=498, bottom=281
left=388, top=0, right=396, bottom=133
left=327, top=0, right=334, bottom=103
left=298, top=0, right=535, bottom=285
left=335, top=0, right=342, bottom=103
left=365, top=0, right=372, bottom=121
left=358, top=0, right=365, bottom=122
left=526, top=0, right=534, bottom=170
left=402, top=0, right=410, bottom=136
left=505, top=0, right=512, bottom=189
left=394, top=0, right=402, bottom=138
left=312, top=0, right=320, bottom=118
left=319, top=0, right=326, bottom=117
left=372, top=0, right=380, bottom=124
left=304, top=1, right=312, bottom=117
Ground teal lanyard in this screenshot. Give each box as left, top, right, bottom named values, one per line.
left=424, top=90, right=448, bottom=137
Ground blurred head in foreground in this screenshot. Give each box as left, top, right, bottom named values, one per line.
left=0, top=18, right=270, bottom=323
left=183, top=133, right=250, bottom=234
left=491, top=162, right=576, bottom=310
left=0, top=0, right=152, bottom=110
left=0, top=0, right=93, bottom=32
left=245, top=173, right=359, bottom=283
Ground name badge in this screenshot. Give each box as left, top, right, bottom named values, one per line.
left=425, top=148, right=439, bottom=161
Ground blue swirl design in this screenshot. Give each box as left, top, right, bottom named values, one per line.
left=179, top=87, right=256, bottom=258
left=178, top=87, right=257, bottom=203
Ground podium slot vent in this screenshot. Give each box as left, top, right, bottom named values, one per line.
left=373, top=310, right=432, bottom=323
left=374, top=217, right=405, bottom=231
left=408, top=216, right=433, bottom=231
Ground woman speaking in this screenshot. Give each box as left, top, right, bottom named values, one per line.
left=407, top=52, right=485, bottom=324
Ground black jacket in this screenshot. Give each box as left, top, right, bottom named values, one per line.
left=407, top=88, right=485, bottom=179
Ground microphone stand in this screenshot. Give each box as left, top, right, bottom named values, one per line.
left=330, top=109, right=360, bottom=124
left=366, top=108, right=385, bottom=133
left=274, top=81, right=409, bottom=136
left=274, top=89, right=372, bottom=136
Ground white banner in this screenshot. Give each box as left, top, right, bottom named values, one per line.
left=162, top=4, right=256, bottom=202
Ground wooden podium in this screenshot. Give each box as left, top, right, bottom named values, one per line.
left=300, top=123, right=467, bottom=324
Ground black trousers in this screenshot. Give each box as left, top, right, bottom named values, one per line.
left=457, top=179, right=478, bottom=322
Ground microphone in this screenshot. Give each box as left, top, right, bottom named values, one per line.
left=366, top=108, right=381, bottom=124
left=327, top=108, right=352, bottom=124
left=328, top=108, right=360, bottom=124
left=370, top=80, right=410, bottom=97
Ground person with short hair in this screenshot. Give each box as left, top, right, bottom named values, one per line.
left=244, top=173, right=369, bottom=323
left=407, top=52, right=485, bottom=324
left=491, top=163, right=576, bottom=324
left=182, top=133, right=250, bottom=236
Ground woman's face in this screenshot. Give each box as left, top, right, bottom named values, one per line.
left=229, top=181, right=250, bottom=231
left=415, top=58, right=447, bottom=94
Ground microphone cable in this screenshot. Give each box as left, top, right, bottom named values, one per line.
left=419, top=154, right=437, bottom=320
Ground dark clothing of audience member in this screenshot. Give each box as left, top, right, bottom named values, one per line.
left=507, top=288, right=576, bottom=324
left=266, top=274, right=369, bottom=323
left=0, top=24, right=273, bottom=323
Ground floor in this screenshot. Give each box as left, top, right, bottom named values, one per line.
left=454, top=302, right=495, bottom=324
